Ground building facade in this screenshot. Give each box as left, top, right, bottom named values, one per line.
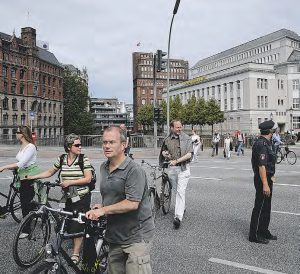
left=0, top=27, right=64, bottom=139
left=164, top=29, right=300, bottom=134
left=89, top=97, right=132, bottom=134
left=133, top=52, right=189, bottom=130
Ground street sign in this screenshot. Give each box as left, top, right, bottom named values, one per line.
left=30, top=111, right=35, bottom=121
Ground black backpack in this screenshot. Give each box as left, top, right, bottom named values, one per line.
left=58, top=153, right=97, bottom=191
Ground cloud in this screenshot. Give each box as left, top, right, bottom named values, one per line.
left=1, top=0, right=299, bottom=103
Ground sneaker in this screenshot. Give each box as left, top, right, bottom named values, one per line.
left=19, top=233, right=29, bottom=239
left=173, top=217, right=181, bottom=229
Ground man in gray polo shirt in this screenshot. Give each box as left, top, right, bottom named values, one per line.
left=86, top=127, right=154, bottom=274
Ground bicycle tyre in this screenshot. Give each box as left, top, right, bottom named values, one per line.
left=276, top=151, right=283, bottom=164
left=13, top=212, right=51, bottom=268
left=98, top=243, right=109, bottom=274
left=149, top=188, right=160, bottom=221
left=30, top=261, right=68, bottom=274
left=10, top=189, right=22, bottom=223
left=286, top=151, right=297, bottom=165
left=161, top=179, right=172, bottom=215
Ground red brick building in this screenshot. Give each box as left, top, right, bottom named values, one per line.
left=132, top=52, right=189, bottom=130
left=0, top=27, right=64, bottom=140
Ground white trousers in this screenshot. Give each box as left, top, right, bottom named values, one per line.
left=192, top=145, right=200, bottom=161
left=167, top=165, right=191, bottom=221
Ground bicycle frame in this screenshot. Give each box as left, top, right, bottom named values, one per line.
left=0, top=171, right=19, bottom=213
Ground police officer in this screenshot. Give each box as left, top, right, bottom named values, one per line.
left=249, top=120, right=278, bottom=244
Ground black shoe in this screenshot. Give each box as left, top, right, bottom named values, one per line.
left=173, top=218, right=181, bottom=229
left=248, top=236, right=269, bottom=244
left=261, top=233, right=277, bottom=240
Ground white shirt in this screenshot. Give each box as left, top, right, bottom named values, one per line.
left=16, top=143, right=37, bottom=168
left=224, top=137, right=231, bottom=149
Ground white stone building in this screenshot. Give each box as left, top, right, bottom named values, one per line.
left=163, top=29, right=300, bottom=134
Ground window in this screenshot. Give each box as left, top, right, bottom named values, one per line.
left=257, top=96, right=260, bottom=108
left=217, top=85, right=221, bottom=95
left=265, top=96, right=268, bottom=108
left=229, top=82, right=233, bottom=92
left=3, top=97, right=9, bottom=110
left=3, top=114, right=8, bottom=126
left=293, top=98, right=300, bottom=109
left=141, top=99, right=146, bottom=105
left=4, top=81, right=8, bottom=93
left=257, top=78, right=268, bottom=89
left=20, top=84, right=24, bottom=95
left=237, top=97, right=241, bottom=109
left=230, top=98, right=234, bottom=110
left=21, top=100, right=26, bottom=111
left=11, top=83, right=16, bottom=94
left=12, top=114, right=17, bottom=126
left=224, top=99, right=227, bottom=111
left=212, top=86, right=215, bottom=96
left=292, top=79, right=299, bottom=90
left=293, top=116, right=300, bottom=129
left=237, top=81, right=240, bottom=90
left=11, top=68, right=16, bottom=78
left=21, top=114, right=26, bottom=125
left=12, top=98, right=17, bottom=110
left=224, top=83, right=227, bottom=92
left=2, top=66, right=7, bottom=77
left=20, top=69, right=25, bottom=79
left=258, top=118, right=262, bottom=126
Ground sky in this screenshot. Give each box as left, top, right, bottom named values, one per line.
left=1, top=0, right=299, bottom=104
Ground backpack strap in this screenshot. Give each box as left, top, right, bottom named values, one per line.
left=78, top=154, right=84, bottom=174
left=57, top=154, right=66, bottom=181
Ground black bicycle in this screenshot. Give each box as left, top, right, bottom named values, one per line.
left=12, top=180, right=61, bottom=268
left=276, top=144, right=297, bottom=165
left=30, top=206, right=108, bottom=274
left=0, top=170, right=22, bottom=223
left=141, top=160, right=172, bottom=218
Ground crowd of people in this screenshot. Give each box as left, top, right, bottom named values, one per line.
left=0, top=119, right=291, bottom=273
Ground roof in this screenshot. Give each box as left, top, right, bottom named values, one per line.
left=287, top=50, right=300, bottom=62
left=0, top=31, right=62, bottom=67
left=192, top=29, right=300, bottom=69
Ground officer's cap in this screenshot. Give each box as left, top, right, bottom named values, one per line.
left=259, top=120, right=277, bottom=130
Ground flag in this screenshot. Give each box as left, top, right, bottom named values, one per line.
left=136, top=42, right=141, bottom=47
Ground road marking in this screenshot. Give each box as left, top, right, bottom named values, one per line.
left=275, top=183, right=300, bottom=187
left=208, top=258, right=287, bottom=274
left=190, top=176, right=222, bottom=181
left=91, top=190, right=100, bottom=193
left=272, top=210, right=300, bottom=216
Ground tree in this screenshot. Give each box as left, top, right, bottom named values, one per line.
left=63, top=69, right=94, bottom=135
left=205, top=98, right=225, bottom=134
left=195, top=97, right=207, bottom=132
left=182, top=95, right=198, bottom=127
left=136, top=104, right=153, bottom=133
left=170, top=95, right=183, bottom=121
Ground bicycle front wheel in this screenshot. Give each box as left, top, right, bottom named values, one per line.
left=276, top=151, right=283, bottom=164
left=286, top=151, right=297, bottom=165
left=10, top=189, right=22, bottom=223
left=161, top=179, right=172, bottom=215
left=12, top=212, right=51, bottom=268
left=149, top=188, right=160, bottom=221
left=31, top=261, right=68, bottom=274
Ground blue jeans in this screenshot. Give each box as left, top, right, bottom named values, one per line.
left=237, top=141, right=244, bottom=155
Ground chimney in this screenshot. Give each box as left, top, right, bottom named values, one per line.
left=21, top=27, right=36, bottom=47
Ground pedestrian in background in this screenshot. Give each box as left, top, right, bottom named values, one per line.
left=249, top=120, right=278, bottom=244
left=272, top=129, right=283, bottom=154
left=191, top=129, right=200, bottom=162
left=159, top=119, right=193, bottom=229
left=211, top=130, right=220, bottom=156
left=86, top=127, right=154, bottom=273
left=236, top=130, right=245, bottom=156
left=0, top=126, right=40, bottom=230
left=223, top=133, right=231, bottom=159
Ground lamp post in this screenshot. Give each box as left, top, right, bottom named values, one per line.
left=166, top=0, right=181, bottom=134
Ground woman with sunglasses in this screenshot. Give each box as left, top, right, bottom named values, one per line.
left=27, top=133, right=92, bottom=265
left=0, top=126, right=41, bottom=236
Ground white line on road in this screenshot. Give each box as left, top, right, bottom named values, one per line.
left=208, top=258, right=287, bottom=274
left=275, top=183, right=300, bottom=187
left=272, top=210, right=300, bottom=216
left=190, top=176, right=222, bottom=181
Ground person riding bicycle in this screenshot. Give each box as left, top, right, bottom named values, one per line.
left=27, top=133, right=93, bottom=265
left=86, top=127, right=154, bottom=274
left=0, top=126, right=41, bottom=233
left=272, top=129, right=283, bottom=154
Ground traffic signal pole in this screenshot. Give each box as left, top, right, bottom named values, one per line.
left=153, top=53, right=158, bottom=155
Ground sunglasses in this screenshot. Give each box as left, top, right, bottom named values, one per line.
left=73, top=143, right=82, bottom=148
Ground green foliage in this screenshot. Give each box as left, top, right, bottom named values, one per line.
left=182, top=95, right=198, bottom=126
left=63, top=69, right=94, bottom=135
left=205, top=98, right=225, bottom=133
left=170, top=95, right=183, bottom=121
left=136, top=104, right=153, bottom=128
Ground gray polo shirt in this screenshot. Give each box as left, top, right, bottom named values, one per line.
left=100, top=157, right=155, bottom=245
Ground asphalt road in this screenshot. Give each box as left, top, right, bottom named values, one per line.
left=0, top=148, right=299, bottom=274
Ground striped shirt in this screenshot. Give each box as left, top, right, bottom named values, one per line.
left=53, top=154, right=92, bottom=197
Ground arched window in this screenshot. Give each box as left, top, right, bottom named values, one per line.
left=12, top=98, right=18, bottom=110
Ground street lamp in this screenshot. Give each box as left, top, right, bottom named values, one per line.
left=166, top=0, right=181, bottom=134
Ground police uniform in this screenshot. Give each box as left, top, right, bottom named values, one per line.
left=249, top=120, right=277, bottom=244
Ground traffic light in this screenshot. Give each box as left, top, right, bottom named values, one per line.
left=153, top=107, right=162, bottom=122
left=156, top=50, right=167, bottom=72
